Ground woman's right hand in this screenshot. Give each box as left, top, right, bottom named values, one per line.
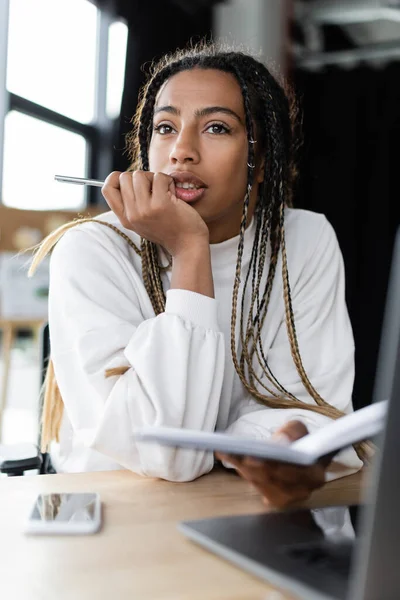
left=102, top=171, right=209, bottom=257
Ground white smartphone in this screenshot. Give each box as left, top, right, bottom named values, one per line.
left=24, top=492, right=102, bottom=535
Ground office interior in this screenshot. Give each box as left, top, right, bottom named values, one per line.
left=0, top=0, right=399, bottom=598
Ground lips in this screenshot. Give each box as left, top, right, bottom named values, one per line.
left=169, top=171, right=207, bottom=188
left=174, top=186, right=206, bottom=203
left=169, top=171, right=207, bottom=203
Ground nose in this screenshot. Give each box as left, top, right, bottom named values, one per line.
left=169, top=128, right=200, bottom=165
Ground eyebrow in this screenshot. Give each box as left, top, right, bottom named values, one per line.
left=153, top=105, right=243, bottom=124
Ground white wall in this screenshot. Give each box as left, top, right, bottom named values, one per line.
left=214, top=0, right=287, bottom=71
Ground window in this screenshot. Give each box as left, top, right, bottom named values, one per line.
left=0, top=0, right=128, bottom=210
left=107, top=20, right=128, bottom=120
left=3, top=111, right=87, bottom=210
left=6, top=0, right=97, bottom=124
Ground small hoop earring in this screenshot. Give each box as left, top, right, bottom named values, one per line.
left=247, top=162, right=256, bottom=169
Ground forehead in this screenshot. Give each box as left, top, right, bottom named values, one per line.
left=155, top=68, right=244, bottom=114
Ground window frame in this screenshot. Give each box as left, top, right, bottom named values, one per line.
left=0, top=0, right=120, bottom=208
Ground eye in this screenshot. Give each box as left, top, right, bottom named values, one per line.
left=153, top=123, right=175, bottom=135
left=205, top=123, right=231, bottom=135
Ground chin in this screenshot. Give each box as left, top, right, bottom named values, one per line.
left=193, top=208, right=216, bottom=223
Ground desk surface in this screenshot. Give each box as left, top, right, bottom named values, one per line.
left=0, top=468, right=365, bottom=600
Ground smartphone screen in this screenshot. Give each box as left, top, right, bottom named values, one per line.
left=26, top=493, right=101, bottom=534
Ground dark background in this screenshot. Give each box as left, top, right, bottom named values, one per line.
left=92, top=0, right=400, bottom=411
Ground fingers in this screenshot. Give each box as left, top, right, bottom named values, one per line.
left=100, top=169, right=207, bottom=255
left=270, top=462, right=326, bottom=491
left=151, top=172, right=175, bottom=206
left=118, top=172, right=137, bottom=223
left=131, top=170, right=153, bottom=206
left=102, top=171, right=155, bottom=227
left=218, top=451, right=326, bottom=508
left=102, top=171, right=125, bottom=219
left=102, top=171, right=139, bottom=228
left=262, top=486, right=312, bottom=508
left=103, top=171, right=175, bottom=225
left=273, top=420, right=308, bottom=443
left=218, top=423, right=323, bottom=509
left=234, top=461, right=311, bottom=508
left=132, top=172, right=175, bottom=218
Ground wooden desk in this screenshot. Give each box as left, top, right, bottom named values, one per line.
left=0, top=468, right=365, bottom=600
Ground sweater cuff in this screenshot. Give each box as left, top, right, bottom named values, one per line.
left=165, top=289, right=220, bottom=331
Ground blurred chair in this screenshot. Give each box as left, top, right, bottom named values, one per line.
left=0, top=322, right=55, bottom=476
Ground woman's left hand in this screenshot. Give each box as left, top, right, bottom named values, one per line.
left=216, top=421, right=332, bottom=508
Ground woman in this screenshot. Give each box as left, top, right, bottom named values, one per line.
left=31, top=43, right=365, bottom=506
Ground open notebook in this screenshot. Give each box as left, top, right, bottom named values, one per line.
left=134, top=399, right=386, bottom=466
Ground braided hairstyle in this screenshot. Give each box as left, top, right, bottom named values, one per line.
left=125, top=42, right=369, bottom=461
left=33, top=42, right=370, bottom=461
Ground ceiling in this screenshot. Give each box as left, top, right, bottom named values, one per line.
left=294, top=0, right=400, bottom=51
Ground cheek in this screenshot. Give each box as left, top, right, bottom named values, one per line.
left=214, top=143, right=248, bottom=191
left=148, top=138, right=166, bottom=171
left=225, top=147, right=247, bottom=197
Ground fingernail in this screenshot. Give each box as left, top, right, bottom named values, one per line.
left=272, top=433, right=291, bottom=446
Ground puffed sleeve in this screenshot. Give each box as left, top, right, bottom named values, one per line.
left=49, top=226, right=225, bottom=481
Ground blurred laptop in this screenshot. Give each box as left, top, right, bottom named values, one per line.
left=178, top=228, right=400, bottom=600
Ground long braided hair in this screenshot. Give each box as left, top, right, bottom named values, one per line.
left=31, top=42, right=369, bottom=460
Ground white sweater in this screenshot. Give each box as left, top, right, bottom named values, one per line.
left=48, top=207, right=363, bottom=480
